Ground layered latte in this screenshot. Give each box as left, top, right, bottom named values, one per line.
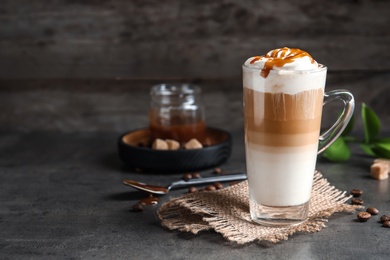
left=243, top=48, right=327, bottom=207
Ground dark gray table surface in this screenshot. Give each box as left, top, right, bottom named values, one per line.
left=1, top=129, right=389, bottom=260
left=1, top=76, right=390, bottom=259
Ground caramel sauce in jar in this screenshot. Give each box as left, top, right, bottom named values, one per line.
left=149, top=84, right=206, bottom=144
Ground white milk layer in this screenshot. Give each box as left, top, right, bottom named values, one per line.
left=245, top=142, right=318, bottom=206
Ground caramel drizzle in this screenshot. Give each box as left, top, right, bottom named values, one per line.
left=249, top=47, right=316, bottom=78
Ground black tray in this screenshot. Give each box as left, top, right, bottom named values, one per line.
left=118, top=127, right=232, bottom=173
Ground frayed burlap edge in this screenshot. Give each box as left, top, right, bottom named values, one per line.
left=157, top=171, right=362, bottom=244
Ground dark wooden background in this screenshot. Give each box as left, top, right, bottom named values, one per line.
left=0, top=0, right=389, bottom=132
left=1, top=0, right=390, bottom=79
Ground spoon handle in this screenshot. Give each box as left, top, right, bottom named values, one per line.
left=170, top=173, right=247, bottom=189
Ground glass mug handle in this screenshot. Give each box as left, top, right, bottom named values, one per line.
left=318, top=89, right=355, bottom=154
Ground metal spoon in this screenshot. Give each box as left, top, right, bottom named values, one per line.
left=123, top=173, right=247, bottom=195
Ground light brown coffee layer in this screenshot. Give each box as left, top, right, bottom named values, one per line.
left=244, top=87, right=324, bottom=147
left=245, top=131, right=320, bottom=147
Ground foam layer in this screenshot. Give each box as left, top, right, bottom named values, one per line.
left=243, top=67, right=326, bottom=95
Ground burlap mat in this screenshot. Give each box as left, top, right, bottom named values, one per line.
left=157, top=171, right=361, bottom=244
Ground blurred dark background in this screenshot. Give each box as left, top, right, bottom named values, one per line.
left=1, top=0, right=390, bottom=79
left=0, top=0, right=389, bottom=132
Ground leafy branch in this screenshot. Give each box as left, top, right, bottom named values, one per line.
left=323, top=103, right=390, bottom=161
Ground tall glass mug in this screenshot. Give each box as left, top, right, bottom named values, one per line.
left=242, top=63, right=354, bottom=226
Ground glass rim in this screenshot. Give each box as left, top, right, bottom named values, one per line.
left=242, top=63, right=327, bottom=74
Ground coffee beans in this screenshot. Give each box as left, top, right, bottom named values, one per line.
left=192, top=172, right=201, bottom=179
left=383, top=221, right=390, bottom=228
left=205, top=185, right=217, bottom=191
left=351, top=198, right=364, bottom=205
left=187, top=182, right=225, bottom=194
left=367, top=207, right=379, bottom=215
left=350, top=189, right=363, bottom=197
left=183, top=173, right=192, bottom=181
left=131, top=194, right=160, bottom=212
left=188, top=187, right=197, bottom=193
left=380, top=215, right=390, bottom=223
left=183, top=172, right=202, bottom=181
left=357, top=211, right=371, bottom=222
left=348, top=188, right=389, bottom=229
left=132, top=203, right=144, bottom=212
left=214, top=182, right=224, bottom=190
left=213, top=167, right=222, bottom=174
left=350, top=189, right=364, bottom=204
left=356, top=210, right=390, bottom=229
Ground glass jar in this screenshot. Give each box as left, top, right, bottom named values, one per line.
left=149, top=83, right=206, bottom=144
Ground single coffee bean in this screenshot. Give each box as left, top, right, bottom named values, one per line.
left=188, top=186, right=197, bottom=193
left=183, top=173, right=192, bottom=181
left=214, top=182, right=224, bottom=190
left=351, top=198, right=364, bottom=205
left=366, top=207, right=379, bottom=215
left=380, top=215, right=390, bottom=223
left=350, top=189, right=363, bottom=197
left=383, top=221, right=390, bottom=228
left=205, top=185, right=216, bottom=191
left=132, top=203, right=143, bottom=212
left=357, top=211, right=371, bottom=222
left=229, top=181, right=239, bottom=186
left=213, top=167, right=222, bottom=174
left=191, top=172, right=201, bottom=179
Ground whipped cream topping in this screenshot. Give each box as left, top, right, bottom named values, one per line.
left=243, top=47, right=326, bottom=95
left=244, top=47, right=319, bottom=78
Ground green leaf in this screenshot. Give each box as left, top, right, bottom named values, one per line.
left=359, top=144, right=376, bottom=156
left=362, top=103, right=381, bottom=143
left=375, top=137, right=390, bottom=143
left=341, top=114, right=354, bottom=137
left=371, top=142, right=390, bottom=159
left=323, top=137, right=351, bottom=162
left=343, top=136, right=356, bottom=142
